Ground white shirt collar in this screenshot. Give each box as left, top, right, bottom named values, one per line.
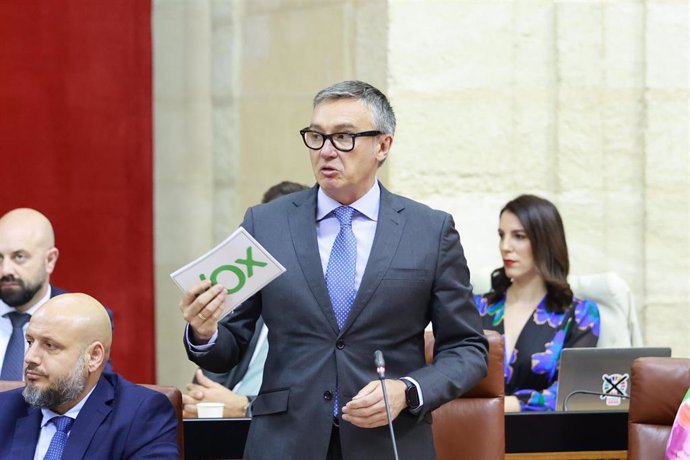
left=316, top=180, right=380, bottom=222
left=0, top=285, right=52, bottom=317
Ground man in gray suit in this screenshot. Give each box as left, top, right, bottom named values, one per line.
left=180, top=81, right=488, bottom=460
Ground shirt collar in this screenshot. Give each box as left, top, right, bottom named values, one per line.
left=39, top=382, right=97, bottom=428
left=0, top=285, right=52, bottom=317
left=316, top=180, right=380, bottom=222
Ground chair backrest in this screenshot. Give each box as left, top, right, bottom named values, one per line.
left=628, top=357, right=690, bottom=460
left=425, top=329, right=505, bottom=460
left=569, top=272, right=644, bottom=348
left=0, top=380, right=184, bottom=460
left=140, top=384, right=185, bottom=460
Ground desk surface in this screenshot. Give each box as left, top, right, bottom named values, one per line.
left=505, top=411, right=628, bottom=453
left=184, top=417, right=250, bottom=459
left=184, top=411, right=629, bottom=459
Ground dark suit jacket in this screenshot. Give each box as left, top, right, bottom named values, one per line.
left=186, top=184, right=489, bottom=460
left=0, top=372, right=179, bottom=459
left=51, top=285, right=115, bottom=373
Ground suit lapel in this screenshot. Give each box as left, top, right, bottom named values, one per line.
left=12, top=407, right=42, bottom=460
left=62, top=375, right=114, bottom=459
left=288, top=188, right=340, bottom=335
left=49, top=285, right=67, bottom=297
left=341, top=185, right=405, bottom=334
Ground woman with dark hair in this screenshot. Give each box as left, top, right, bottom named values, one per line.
left=475, top=194, right=600, bottom=412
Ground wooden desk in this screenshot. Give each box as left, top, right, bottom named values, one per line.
left=183, top=411, right=629, bottom=459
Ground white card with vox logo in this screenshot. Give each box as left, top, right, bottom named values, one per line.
left=170, top=226, right=286, bottom=318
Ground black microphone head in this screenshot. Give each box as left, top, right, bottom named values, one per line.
left=374, top=350, right=386, bottom=379
left=374, top=350, right=385, bottom=368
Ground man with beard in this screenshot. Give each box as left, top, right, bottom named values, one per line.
left=0, top=293, right=179, bottom=459
left=0, top=208, right=113, bottom=379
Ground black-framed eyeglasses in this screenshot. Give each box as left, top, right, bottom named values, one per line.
left=299, top=128, right=382, bottom=152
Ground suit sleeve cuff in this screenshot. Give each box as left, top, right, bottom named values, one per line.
left=185, top=323, right=218, bottom=353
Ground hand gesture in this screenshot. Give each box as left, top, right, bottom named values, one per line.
left=183, top=369, right=250, bottom=418
left=179, top=280, right=227, bottom=343
left=341, top=379, right=407, bottom=428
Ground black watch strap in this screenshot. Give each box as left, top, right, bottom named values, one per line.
left=401, top=379, right=421, bottom=410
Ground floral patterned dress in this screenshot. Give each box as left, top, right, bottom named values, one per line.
left=474, top=294, right=600, bottom=411
left=666, top=388, right=690, bottom=459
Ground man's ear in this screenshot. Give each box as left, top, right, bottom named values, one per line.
left=375, top=134, right=394, bottom=163
left=85, top=341, right=105, bottom=372
left=45, top=247, right=59, bottom=275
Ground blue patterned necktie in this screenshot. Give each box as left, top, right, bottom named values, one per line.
left=325, top=206, right=357, bottom=417
left=1, top=311, right=31, bottom=380
left=44, top=416, right=74, bottom=460
left=326, top=206, right=357, bottom=330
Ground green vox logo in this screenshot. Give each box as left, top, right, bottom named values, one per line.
left=199, top=247, right=268, bottom=294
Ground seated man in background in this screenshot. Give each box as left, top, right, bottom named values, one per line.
left=0, top=208, right=114, bottom=378
left=183, top=180, right=308, bottom=418
left=0, top=293, right=179, bottom=459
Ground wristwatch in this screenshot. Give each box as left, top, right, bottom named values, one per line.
left=401, top=379, right=421, bottom=411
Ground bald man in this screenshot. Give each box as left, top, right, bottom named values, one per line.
left=0, top=208, right=114, bottom=379
left=0, top=208, right=58, bottom=312
left=0, top=293, right=179, bottom=459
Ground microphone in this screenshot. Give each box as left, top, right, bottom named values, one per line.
left=374, top=350, right=386, bottom=379
left=374, top=350, right=399, bottom=460
left=562, top=390, right=630, bottom=411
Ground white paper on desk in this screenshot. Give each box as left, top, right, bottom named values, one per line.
left=170, top=227, right=286, bottom=318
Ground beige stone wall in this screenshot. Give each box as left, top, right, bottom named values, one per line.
left=154, top=0, right=689, bottom=388
left=154, top=0, right=217, bottom=389
left=238, top=0, right=390, bottom=210
left=154, top=0, right=256, bottom=388
left=642, top=1, right=690, bottom=357
left=387, top=0, right=689, bottom=356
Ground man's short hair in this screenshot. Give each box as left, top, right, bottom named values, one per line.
left=313, top=80, right=396, bottom=135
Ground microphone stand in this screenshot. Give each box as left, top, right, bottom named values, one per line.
left=375, top=350, right=400, bottom=460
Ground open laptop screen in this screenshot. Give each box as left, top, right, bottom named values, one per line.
left=556, top=347, right=672, bottom=412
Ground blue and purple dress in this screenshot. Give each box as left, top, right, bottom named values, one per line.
left=475, top=294, right=600, bottom=411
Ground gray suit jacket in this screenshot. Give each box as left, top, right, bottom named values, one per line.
left=201, top=317, right=264, bottom=392
left=186, top=184, right=488, bottom=460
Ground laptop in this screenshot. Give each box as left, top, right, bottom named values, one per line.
left=556, top=346, right=672, bottom=412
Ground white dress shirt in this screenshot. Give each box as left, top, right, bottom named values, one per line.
left=0, top=286, right=52, bottom=380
